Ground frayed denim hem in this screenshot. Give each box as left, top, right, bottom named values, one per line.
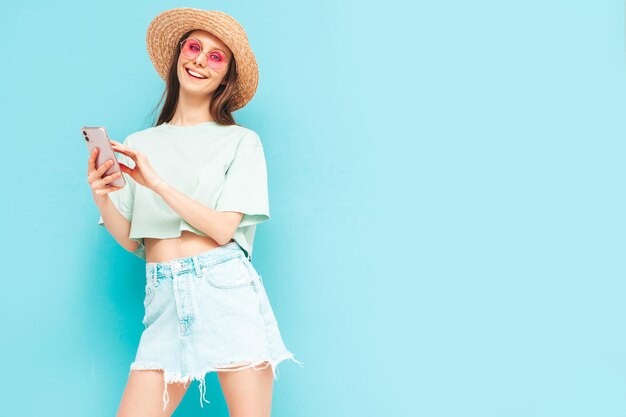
left=129, top=353, right=304, bottom=412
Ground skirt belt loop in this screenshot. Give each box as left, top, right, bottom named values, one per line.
left=192, top=255, right=202, bottom=277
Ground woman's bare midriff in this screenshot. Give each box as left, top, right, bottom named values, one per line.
left=144, top=230, right=235, bottom=263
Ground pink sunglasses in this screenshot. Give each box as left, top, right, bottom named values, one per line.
left=179, top=38, right=230, bottom=71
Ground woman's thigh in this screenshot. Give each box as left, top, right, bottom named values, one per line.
left=217, top=362, right=274, bottom=417
left=116, top=370, right=189, bottom=417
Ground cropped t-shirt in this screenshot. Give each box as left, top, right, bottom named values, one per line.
left=97, top=121, right=270, bottom=261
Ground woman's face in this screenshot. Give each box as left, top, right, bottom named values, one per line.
left=177, top=29, right=233, bottom=96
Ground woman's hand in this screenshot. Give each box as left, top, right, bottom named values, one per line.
left=109, top=140, right=164, bottom=191
left=87, top=147, right=124, bottom=200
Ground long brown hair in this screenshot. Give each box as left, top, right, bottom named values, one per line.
left=149, top=30, right=240, bottom=127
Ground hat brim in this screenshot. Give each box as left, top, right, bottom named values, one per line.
left=146, top=8, right=259, bottom=112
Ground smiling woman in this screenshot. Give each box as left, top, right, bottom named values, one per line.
left=149, top=22, right=245, bottom=127
left=89, top=7, right=303, bottom=417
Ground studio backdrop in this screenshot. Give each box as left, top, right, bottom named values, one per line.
left=0, top=1, right=625, bottom=416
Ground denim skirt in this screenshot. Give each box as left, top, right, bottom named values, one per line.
left=128, top=241, right=303, bottom=411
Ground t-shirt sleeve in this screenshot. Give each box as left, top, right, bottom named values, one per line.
left=215, top=131, right=270, bottom=227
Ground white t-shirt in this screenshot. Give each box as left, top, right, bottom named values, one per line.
left=98, top=121, right=270, bottom=261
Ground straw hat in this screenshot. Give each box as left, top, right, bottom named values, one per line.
left=146, top=8, right=259, bottom=111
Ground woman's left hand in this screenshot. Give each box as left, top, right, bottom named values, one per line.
left=110, top=140, right=165, bottom=191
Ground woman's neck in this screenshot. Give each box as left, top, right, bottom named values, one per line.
left=169, top=94, right=214, bottom=126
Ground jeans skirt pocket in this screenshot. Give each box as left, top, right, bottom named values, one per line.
left=199, top=255, right=266, bottom=338
left=142, top=279, right=158, bottom=328
left=202, top=255, right=255, bottom=289
left=143, top=281, right=155, bottom=308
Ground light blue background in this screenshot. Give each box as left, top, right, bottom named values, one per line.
left=1, top=1, right=624, bottom=416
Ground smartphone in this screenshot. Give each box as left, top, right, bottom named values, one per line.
left=81, top=126, right=126, bottom=188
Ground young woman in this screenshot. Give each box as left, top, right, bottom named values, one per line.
left=87, top=8, right=302, bottom=417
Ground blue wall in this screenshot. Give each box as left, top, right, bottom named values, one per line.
left=1, top=1, right=625, bottom=416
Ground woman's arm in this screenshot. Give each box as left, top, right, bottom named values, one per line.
left=88, top=146, right=141, bottom=255
left=108, top=139, right=247, bottom=245
left=94, top=192, right=141, bottom=253
left=152, top=181, right=244, bottom=245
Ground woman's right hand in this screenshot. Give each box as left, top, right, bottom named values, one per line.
left=88, top=147, right=123, bottom=201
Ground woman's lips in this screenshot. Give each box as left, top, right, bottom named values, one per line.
left=185, top=67, right=207, bottom=80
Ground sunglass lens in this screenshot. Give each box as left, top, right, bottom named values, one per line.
left=181, top=39, right=201, bottom=59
